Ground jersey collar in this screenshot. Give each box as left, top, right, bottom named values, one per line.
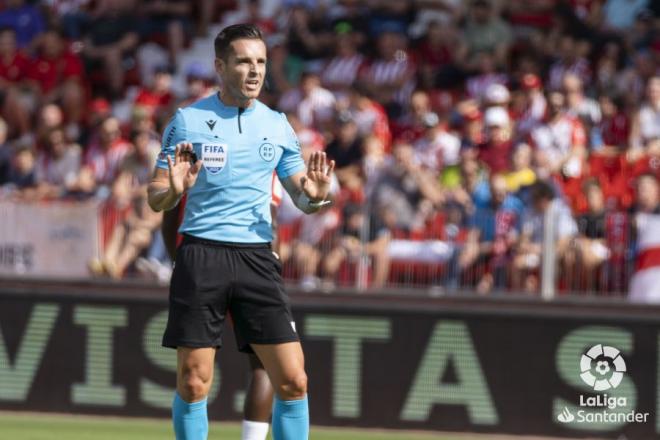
left=215, top=92, right=258, bottom=114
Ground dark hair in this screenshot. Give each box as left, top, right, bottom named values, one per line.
left=530, top=180, right=555, bottom=202
left=214, top=24, right=264, bottom=59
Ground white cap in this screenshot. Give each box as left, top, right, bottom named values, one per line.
left=484, top=83, right=510, bottom=104
left=484, top=106, right=510, bottom=127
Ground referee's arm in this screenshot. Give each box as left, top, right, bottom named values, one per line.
left=281, top=151, right=335, bottom=214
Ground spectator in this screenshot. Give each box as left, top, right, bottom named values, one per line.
left=328, top=0, right=369, bottom=45
left=120, top=129, right=161, bottom=186
left=413, top=113, right=461, bottom=174
left=414, top=20, right=464, bottom=90
left=325, top=113, right=363, bottom=191
left=457, top=101, right=485, bottom=149
left=178, top=62, right=216, bottom=107
left=504, top=142, right=537, bottom=198
left=83, top=116, right=131, bottom=187
left=548, top=35, right=591, bottom=91
left=0, top=26, right=31, bottom=138
left=629, top=174, right=660, bottom=302
left=478, top=106, right=514, bottom=174
left=0, top=0, right=45, bottom=49
left=595, top=93, right=629, bottom=150
left=30, top=28, right=86, bottom=128
left=82, top=0, right=139, bottom=98
left=138, top=0, right=192, bottom=68
left=34, top=126, right=82, bottom=196
left=134, top=65, right=175, bottom=121
left=278, top=71, right=336, bottom=130
left=513, top=180, right=578, bottom=293
left=483, top=83, right=511, bottom=108
left=361, top=30, right=416, bottom=118
left=463, top=0, right=512, bottom=68
left=6, top=144, right=37, bottom=191
left=630, top=76, right=660, bottom=150
left=393, top=89, right=436, bottom=143
left=322, top=202, right=391, bottom=289
left=361, top=135, right=388, bottom=195
left=530, top=91, right=587, bottom=176
left=342, top=86, right=391, bottom=150
left=444, top=149, right=488, bottom=213
left=89, top=180, right=162, bottom=279
left=321, top=30, right=365, bottom=94
left=286, top=3, right=330, bottom=64
left=571, top=180, right=611, bottom=273
left=515, top=73, right=547, bottom=140
left=371, top=143, right=443, bottom=232
left=48, top=0, right=94, bottom=40
left=466, top=51, right=508, bottom=101
left=563, top=73, right=601, bottom=131
left=458, top=173, right=523, bottom=293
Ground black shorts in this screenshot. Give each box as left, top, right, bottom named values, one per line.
left=162, top=234, right=298, bottom=353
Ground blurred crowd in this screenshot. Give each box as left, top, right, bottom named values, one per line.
left=1, top=0, right=660, bottom=297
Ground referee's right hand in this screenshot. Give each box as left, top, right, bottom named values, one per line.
left=167, top=142, right=203, bottom=196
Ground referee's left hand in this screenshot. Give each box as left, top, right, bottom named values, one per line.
left=301, top=151, right=335, bottom=201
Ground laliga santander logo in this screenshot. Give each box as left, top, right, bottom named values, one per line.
left=556, top=344, right=649, bottom=425
left=580, top=344, right=626, bottom=391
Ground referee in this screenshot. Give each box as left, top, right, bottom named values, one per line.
left=148, top=24, right=334, bottom=440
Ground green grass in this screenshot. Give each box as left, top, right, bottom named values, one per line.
left=0, top=412, right=468, bottom=440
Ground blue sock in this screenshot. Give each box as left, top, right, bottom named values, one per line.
left=272, top=395, right=309, bottom=440
left=172, top=393, right=208, bottom=440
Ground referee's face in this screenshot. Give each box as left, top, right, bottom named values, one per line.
left=216, top=39, right=267, bottom=105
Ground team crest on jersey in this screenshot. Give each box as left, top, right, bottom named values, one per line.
left=259, top=142, right=275, bottom=162
left=201, top=143, right=228, bottom=174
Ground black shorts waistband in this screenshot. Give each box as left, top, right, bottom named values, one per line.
left=181, top=234, right=271, bottom=249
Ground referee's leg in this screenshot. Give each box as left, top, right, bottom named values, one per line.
left=251, top=341, right=308, bottom=440
left=173, top=347, right=216, bottom=440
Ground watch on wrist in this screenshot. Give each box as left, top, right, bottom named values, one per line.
left=308, top=199, right=332, bottom=209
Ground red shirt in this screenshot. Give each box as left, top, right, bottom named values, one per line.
left=134, top=88, right=173, bottom=114
left=414, top=41, right=452, bottom=69
left=0, top=51, right=31, bottom=83
left=588, top=153, right=634, bottom=210
left=478, top=140, right=514, bottom=174
left=30, top=50, right=83, bottom=93
left=600, top=112, right=629, bottom=148
left=631, top=155, right=660, bottom=181
left=508, top=0, right=556, bottom=29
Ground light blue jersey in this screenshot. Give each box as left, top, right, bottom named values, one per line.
left=156, top=94, right=305, bottom=243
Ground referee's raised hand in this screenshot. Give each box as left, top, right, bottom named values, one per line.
left=301, top=151, right=335, bottom=201
left=167, top=142, right=203, bottom=196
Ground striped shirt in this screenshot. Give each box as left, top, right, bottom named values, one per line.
left=321, top=54, right=365, bottom=90
left=363, top=55, right=416, bottom=106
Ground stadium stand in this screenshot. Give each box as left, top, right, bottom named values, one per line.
left=1, top=0, right=659, bottom=299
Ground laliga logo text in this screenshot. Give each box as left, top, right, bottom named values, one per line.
left=557, top=344, right=650, bottom=425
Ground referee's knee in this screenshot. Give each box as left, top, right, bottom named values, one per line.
left=277, top=372, right=307, bottom=400
left=177, top=370, right=212, bottom=402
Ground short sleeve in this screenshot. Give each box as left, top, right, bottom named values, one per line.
left=156, top=110, right=187, bottom=170
left=275, top=113, right=306, bottom=179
